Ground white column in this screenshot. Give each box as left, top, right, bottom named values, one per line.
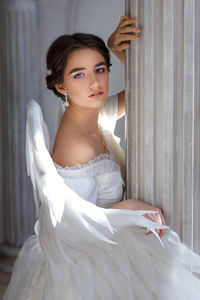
left=125, top=0, right=200, bottom=253
left=0, top=0, right=39, bottom=271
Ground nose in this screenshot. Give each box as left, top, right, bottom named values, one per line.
left=88, top=73, right=99, bottom=90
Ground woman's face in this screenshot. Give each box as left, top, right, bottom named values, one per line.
left=58, top=48, right=109, bottom=109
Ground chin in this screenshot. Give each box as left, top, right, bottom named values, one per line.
left=89, top=95, right=107, bottom=108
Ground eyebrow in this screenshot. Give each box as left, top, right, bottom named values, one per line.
left=69, top=62, right=106, bottom=75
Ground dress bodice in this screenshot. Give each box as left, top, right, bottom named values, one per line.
left=54, top=153, right=125, bottom=208
left=53, top=93, right=126, bottom=208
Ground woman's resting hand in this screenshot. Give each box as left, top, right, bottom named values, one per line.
left=109, top=198, right=166, bottom=238
left=107, top=16, right=142, bottom=64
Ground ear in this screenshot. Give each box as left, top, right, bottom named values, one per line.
left=54, top=83, right=66, bottom=96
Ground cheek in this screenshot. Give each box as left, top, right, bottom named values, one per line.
left=66, top=79, right=85, bottom=96
left=100, top=73, right=109, bottom=87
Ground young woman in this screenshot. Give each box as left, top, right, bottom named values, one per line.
left=3, top=16, right=200, bottom=300
left=49, top=16, right=165, bottom=236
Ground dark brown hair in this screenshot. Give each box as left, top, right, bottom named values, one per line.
left=45, top=33, right=112, bottom=101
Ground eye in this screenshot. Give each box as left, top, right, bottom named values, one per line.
left=74, top=73, right=84, bottom=79
left=95, top=68, right=105, bottom=73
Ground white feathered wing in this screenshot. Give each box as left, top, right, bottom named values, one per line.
left=4, top=98, right=200, bottom=300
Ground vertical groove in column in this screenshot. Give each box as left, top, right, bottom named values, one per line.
left=137, top=0, right=143, bottom=201
left=143, top=0, right=155, bottom=203
left=12, top=10, right=20, bottom=245
left=193, top=0, right=200, bottom=254
left=0, top=14, right=3, bottom=242
left=16, top=10, right=24, bottom=242
left=125, top=0, right=140, bottom=199
left=162, top=0, right=175, bottom=227
left=173, top=0, right=184, bottom=240
left=182, top=0, right=195, bottom=249
left=4, top=12, right=10, bottom=245
left=19, top=10, right=26, bottom=236
left=154, top=0, right=163, bottom=209
left=132, top=0, right=140, bottom=200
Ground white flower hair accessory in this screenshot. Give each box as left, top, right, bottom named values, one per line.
left=45, top=69, right=52, bottom=76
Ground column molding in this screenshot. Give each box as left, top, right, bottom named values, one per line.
left=125, top=0, right=200, bottom=253
left=0, top=0, right=39, bottom=272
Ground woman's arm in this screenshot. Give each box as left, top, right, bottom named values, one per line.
left=107, top=16, right=142, bottom=119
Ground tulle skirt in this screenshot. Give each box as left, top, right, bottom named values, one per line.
left=3, top=219, right=200, bottom=300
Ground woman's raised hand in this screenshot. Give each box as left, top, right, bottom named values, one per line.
left=107, top=16, right=142, bottom=64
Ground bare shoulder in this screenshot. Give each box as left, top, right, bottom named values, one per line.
left=51, top=128, right=96, bottom=168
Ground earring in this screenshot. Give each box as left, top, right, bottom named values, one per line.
left=63, top=93, right=69, bottom=107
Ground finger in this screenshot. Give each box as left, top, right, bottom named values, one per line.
left=144, top=211, right=161, bottom=223
left=118, top=26, right=141, bottom=35
left=145, top=229, right=160, bottom=236
left=119, top=33, right=140, bottom=42
left=119, top=16, right=137, bottom=27
left=158, top=210, right=167, bottom=238
left=110, top=34, right=140, bottom=48
left=158, top=227, right=165, bottom=238
left=156, top=211, right=162, bottom=224
left=160, top=211, right=166, bottom=225
left=159, top=229, right=165, bottom=238
left=143, top=212, right=155, bottom=235
left=144, top=211, right=163, bottom=237
left=150, top=209, right=166, bottom=238
left=144, top=207, right=167, bottom=238
left=119, top=16, right=135, bottom=21
left=145, top=231, right=152, bottom=235
left=114, top=43, right=130, bottom=51
left=108, top=42, right=130, bottom=52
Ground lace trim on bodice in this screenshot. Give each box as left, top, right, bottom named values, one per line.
left=54, top=152, right=112, bottom=171
left=54, top=153, right=120, bottom=178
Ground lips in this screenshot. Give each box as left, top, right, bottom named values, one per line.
left=89, top=91, right=104, bottom=98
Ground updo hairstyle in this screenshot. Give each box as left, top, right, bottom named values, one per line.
left=45, top=33, right=112, bottom=101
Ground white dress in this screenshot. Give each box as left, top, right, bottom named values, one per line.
left=3, top=95, right=200, bottom=300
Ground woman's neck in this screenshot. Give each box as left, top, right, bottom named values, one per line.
left=63, top=104, right=100, bottom=133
